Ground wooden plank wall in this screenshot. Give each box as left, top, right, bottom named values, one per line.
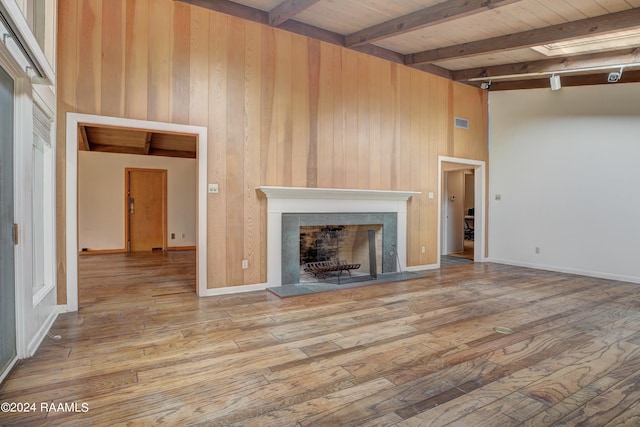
left=56, top=0, right=488, bottom=298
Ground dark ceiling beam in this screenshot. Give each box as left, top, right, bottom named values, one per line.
left=278, top=19, right=345, bottom=45
left=149, top=148, right=198, bottom=159
left=452, top=47, right=640, bottom=81
left=144, top=132, right=152, bottom=155
left=478, top=69, right=640, bottom=91
left=78, top=125, right=91, bottom=151
left=269, top=0, right=321, bottom=27
left=406, top=7, right=640, bottom=65
left=89, top=144, right=146, bottom=155
left=346, top=0, right=522, bottom=48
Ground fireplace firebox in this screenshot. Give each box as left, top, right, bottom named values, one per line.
left=281, top=213, right=397, bottom=285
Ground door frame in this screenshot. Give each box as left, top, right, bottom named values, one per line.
left=66, top=113, right=208, bottom=311
left=438, top=156, right=486, bottom=264
left=125, top=168, right=168, bottom=252
left=0, top=39, right=37, bottom=375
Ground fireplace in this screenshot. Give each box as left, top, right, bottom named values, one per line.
left=282, top=213, right=397, bottom=285
left=257, top=186, right=420, bottom=287
left=299, top=224, right=382, bottom=283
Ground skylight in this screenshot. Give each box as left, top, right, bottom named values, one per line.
left=532, top=29, right=640, bottom=56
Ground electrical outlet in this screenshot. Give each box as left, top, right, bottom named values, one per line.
left=181, top=233, right=185, bottom=238
left=242, top=260, right=248, bottom=269
left=208, top=183, right=219, bottom=194
left=421, top=246, right=426, bottom=253
left=171, top=233, right=175, bottom=240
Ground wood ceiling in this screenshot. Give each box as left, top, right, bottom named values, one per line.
left=78, top=125, right=197, bottom=159
left=179, top=0, right=640, bottom=91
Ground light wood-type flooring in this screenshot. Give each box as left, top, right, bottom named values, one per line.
left=2, top=251, right=640, bottom=426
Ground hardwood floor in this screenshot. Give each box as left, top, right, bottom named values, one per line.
left=2, top=251, right=640, bottom=426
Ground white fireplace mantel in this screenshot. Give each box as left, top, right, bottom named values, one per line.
left=257, top=186, right=421, bottom=287
left=257, top=186, right=420, bottom=201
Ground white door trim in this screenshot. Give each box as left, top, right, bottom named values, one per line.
left=65, top=113, right=208, bottom=311
left=0, top=40, right=32, bottom=368
left=438, top=156, right=487, bottom=264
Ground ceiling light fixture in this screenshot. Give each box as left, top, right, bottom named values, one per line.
left=607, top=66, right=624, bottom=83
left=550, top=74, right=561, bottom=90
left=480, top=80, right=491, bottom=90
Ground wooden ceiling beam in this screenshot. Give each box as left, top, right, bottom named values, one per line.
left=89, top=144, right=146, bottom=155
left=144, top=132, right=152, bottom=155
left=346, top=0, right=522, bottom=47
left=78, top=125, right=90, bottom=151
left=452, top=47, right=640, bottom=81
left=149, top=148, right=197, bottom=159
left=406, top=7, right=640, bottom=65
left=278, top=19, right=345, bottom=45
left=269, top=0, right=321, bottom=27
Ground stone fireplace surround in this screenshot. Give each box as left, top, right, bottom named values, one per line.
left=257, top=186, right=420, bottom=287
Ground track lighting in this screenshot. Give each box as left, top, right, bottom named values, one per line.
left=608, top=66, right=624, bottom=83
left=471, top=63, right=639, bottom=87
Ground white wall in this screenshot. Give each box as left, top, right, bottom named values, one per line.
left=78, top=151, right=196, bottom=250
left=489, top=83, right=640, bottom=283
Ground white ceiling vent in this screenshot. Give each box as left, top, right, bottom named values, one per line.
left=455, top=117, right=469, bottom=129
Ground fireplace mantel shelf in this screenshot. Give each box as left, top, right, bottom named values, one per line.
left=257, top=186, right=420, bottom=201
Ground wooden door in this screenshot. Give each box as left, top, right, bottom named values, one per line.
left=126, top=169, right=167, bottom=252
left=0, top=66, right=16, bottom=374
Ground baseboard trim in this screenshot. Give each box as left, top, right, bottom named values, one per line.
left=166, top=246, right=196, bottom=251
left=405, top=263, right=440, bottom=272
left=487, top=258, right=640, bottom=285
left=27, top=305, right=61, bottom=357
left=79, top=249, right=126, bottom=255
left=201, top=282, right=269, bottom=296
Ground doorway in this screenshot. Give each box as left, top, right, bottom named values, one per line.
left=0, top=65, right=16, bottom=375
left=438, top=156, right=486, bottom=266
left=125, top=168, right=167, bottom=252
left=443, top=168, right=475, bottom=261
left=66, top=113, right=208, bottom=311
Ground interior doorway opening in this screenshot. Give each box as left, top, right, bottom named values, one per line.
left=66, top=114, right=208, bottom=311
left=443, top=168, right=475, bottom=262
left=77, top=139, right=194, bottom=306
left=438, top=156, right=486, bottom=267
